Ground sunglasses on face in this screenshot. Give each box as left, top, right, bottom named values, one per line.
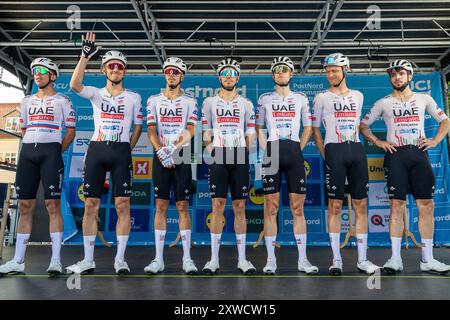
left=32, top=66, right=50, bottom=75
left=106, top=62, right=125, bottom=71
left=220, top=68, right=238, bottom=78
left=164, top=68, right=182, bottom=76
left=273, top=65, right=291, bottom=74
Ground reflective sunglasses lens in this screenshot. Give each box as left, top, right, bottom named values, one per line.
left=274, top=65, right=290, bottom=73
left=32, top=66, right=49, bottom=75
left=220, top=69, right=237, bottom=77
left=107, top=63, right=125, bottom=70
left=164, top=68, right=181, bottom=76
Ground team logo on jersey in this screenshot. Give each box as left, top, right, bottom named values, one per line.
left=392, top=107, right=419, bottom=123
left=100, top=103, right=125, bottom=120
left=271, top=104, right=295, bottom=118
left=159, top=107, right=183, bottom=123
left=216, top=108, right=240, bottom=123
left=333, top=102, right=357, bottom=118
left=29, top=105, right=55, bottom=122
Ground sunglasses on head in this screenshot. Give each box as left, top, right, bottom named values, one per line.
left=106, top=62, right=125, bottom=70
left=273, top=65, right=291, bottom=74
left=32, top=66, right=50, bottom=75
left=323, top=57, right=337, bottom=65
left=220, top=68, right=238, bottom=78
left=164, top=68, right=182, bottom=76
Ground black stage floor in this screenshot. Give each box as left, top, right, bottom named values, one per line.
left=1, top=245, right=449, bottom=300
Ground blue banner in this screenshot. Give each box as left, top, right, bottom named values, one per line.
left=38, top=71, right=450, bottom=246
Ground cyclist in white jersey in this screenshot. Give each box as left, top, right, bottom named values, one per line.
left=201, top=58, right=257, bottom=274
left=256, top=56, right=318, bottom=275
left=361, top=59, right=450, bottom=274
left=312, top=53, right=380, bottom=276
left=66, top=32, right=143, bottom=275
left=144, top=57, right=199, bottom=275
left=0, top=58, right=75, bottom=276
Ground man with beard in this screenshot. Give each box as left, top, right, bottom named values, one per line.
left=66, top=32, right=143, bottom=275
left=360, top=59, right=450, bottom=274
left=0, top=58, right=75, bottom=275
left=312, top=53, right=380, bottom=276
left=256, top=56, right=318, bottom=275
left=144, top=57, right=199, bottom=275
left=201, top=58, right=257, bottom=274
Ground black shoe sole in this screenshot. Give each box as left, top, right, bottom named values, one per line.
left=421, top=269, right=450, bottom=276
left=383, top=267, right=401, bottom=274
left=117, top=269, right=130, bottom=276
left=329, top=268, right=342, bottom=276
left=299, top=270, right=318, bottom=275
left=202, top=268, right=219, bottom=275
left=263, top=271, right=276, bottom=275
left=47, top=271, right=62, bottom=277
left=0, top=271, right=24, bottom=276
left=145, top=270, right=163, bottom=275
left=357, top=267, right=376, bottom=276
left=239, top=268, right=256, bottom=275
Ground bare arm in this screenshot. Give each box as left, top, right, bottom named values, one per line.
left=70, top=32, right=97, bottom=93
left=147, top=126, right=162, bottom=152
left=130, top=124, right=143, bottom=149
left=246, top=131, right=257, bottom=151
left=203, top=130, right=213, bottom=154
left=256, top=124, right=267, bottom=151
left=312, top=127, right=325, bottom=158
left=70, top=57, right=88, bottom=93
left=61, top=128, right=76, bottom=152
left=173, top=125, right=195, bottom=149
left=360, top=123, right=397, bottom=154
left=300, top=126, right=312, bottom=151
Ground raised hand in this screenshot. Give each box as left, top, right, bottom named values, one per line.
left=81, top=32, right=100, bottom=59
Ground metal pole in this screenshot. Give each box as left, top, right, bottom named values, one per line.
left=130, top=0, right=164, bottom=66
left=301, top=0, right=345, bottom=75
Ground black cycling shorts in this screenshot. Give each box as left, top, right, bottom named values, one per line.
left=208, top=147, right=250, bottom=200
left=324, top=141, right=369, bottom=200
left=261, top=139, right=307, bottom=195
left=383, top=145, right=435, bottom=200
left=83, top=141, right=132, bottom=198
left=152, top=150, right=192, bottom=202
left=15, top=143, right=64, bottom=200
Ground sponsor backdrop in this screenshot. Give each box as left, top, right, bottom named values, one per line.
left=36, top=71, right=449, bottom=246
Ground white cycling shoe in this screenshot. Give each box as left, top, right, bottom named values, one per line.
left=114, top=260, right=130, bottom=275
left=329, top=259, right=343, bottom=276
left=0, top=260, right=25, bottom=275
left=298, top=258, right=319, bottom=275
left=182, top=259, right=198, bottom=275
left=47, top=259, right=63, bottom=275
left=383, top=257, right=403, bottom=274
left=237, top=260, right=256, bottom=274
left=420, top=258, right=450, bottom=274
left=357, top=260, right=381, bottom=275
left=144, top=259, right=165, bottom=274
left=202, top=260, right=220, bottom=274
left=263, top=259, right=277, bottom=275
left=66, top=260, right=96, bottom=274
